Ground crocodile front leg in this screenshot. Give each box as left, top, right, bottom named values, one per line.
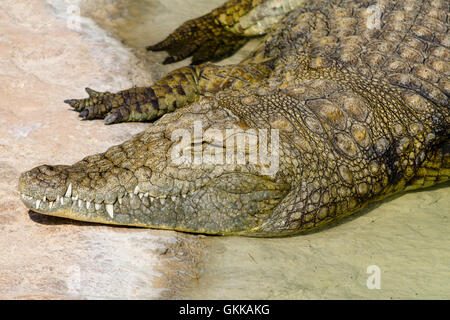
left=146, top=0, right=306, bottom=65
left=65, top=66, right=199, bottom=124
left=146, top=0, right=261, bottom=65
left=64, top=63, right=270, bottom=124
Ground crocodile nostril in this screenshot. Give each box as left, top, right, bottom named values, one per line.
left=18, top=165, right=71, bottom=201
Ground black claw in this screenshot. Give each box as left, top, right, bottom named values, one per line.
left=79, top=110, right=89, bottom=118
left=85, top=87, right=99, bottom=97
left=104, top=113, right=118, bottom=125
left=146, top=43, right=165, bottom=51
left=190, top=58, right=207, bottom=66
left=162, top=56, right=177, bottom=65
left=64, top=99, right=78, bottom=108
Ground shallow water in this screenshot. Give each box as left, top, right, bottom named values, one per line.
left=83, top=0, right=450, bottom=299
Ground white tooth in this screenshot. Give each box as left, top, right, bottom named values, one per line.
left=65, top=183, right=72, bottom=197
left=56, top=196, right=60, bottom=202
left=171, top=196, right=176, bottom=201
left=36, top=200, right=41, bottom=209
left=144, top=193, right=149, bottom=198
left=106, top=204, right=114, bottom=218
left=130, top=193, right=134, bottom=199
left=78, top=200, right=83, bottom=208
left=86, top=201, right=91, bottom=209
left=182, top=194, right=187, bottom=199
left=95, top=203, right=102, bottom=211
left=60, top=197, right=65, bottom=205
left=43, top=196, right=47, bottom=202
left=150, top=197, right=154, bottom=203
left=160, top=198, right=165, bottom=205
left=72, top=195, right=78, bottom=201
left=49, top=202, right=54, bottom=209
left=139, top=193, right=144, bottom=199
left=134, top=186, right=139, bottom=194
left=118, top=197, right=123, bottom=205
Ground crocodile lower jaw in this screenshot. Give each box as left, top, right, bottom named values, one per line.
left=19, top=183, right=191, bottom=226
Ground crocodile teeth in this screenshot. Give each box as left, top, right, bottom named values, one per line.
left=171, top=196, right=176, bottom=201
left=160, top=198, right=165, bottom=205
left=60, top=197, right=65, bottom=205
left=65, top=183, right=72, bottom=197
left=118, top=198, right=123, bottom=205
left=144, top=193, right=149, bottom=198
left=95, top=203, right=102, bottom=211
left=78, top=200, right=84, bottom=208
left=139, top=193, right=144, bottom=199
left=106, top=204, right=114, bottom=218
left=49, top=202, right=54, bottom=209
left=72, top=195, right=78, bottom=201
left=182, top=194, right=187, bottom=199
left=86, top=201, right=91, bottom=209
left=43, top=196, right=47, bottom=202
left=134, top=186, right=139, bottom=194
left=150, top=197, right=154, bottom=203
left=35, top=200, right=41, bottom=209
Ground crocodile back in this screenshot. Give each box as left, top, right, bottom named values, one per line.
left=254, top=0, right=448, bottom=108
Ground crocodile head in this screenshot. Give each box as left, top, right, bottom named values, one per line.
left=18, top=98, right=291, bottom=235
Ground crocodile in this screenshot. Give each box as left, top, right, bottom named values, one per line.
left=18, top=0, right=449, bottom=236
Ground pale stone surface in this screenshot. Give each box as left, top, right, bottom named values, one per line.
left=0, top=0, right=203, bottom=299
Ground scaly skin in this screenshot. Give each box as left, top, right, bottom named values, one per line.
left=19, top=0, right=449, bottom=236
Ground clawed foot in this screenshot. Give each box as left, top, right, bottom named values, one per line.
left=64, top=87, right=161, bottom=125
left=146, top=14, right=247, bottom=65
left=64, top=87, right=119, bottom=124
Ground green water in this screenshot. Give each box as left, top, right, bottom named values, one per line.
left=83, top=0, right=450, bottom=299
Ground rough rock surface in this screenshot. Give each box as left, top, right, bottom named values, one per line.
left=0, top=0, right=204, bottom=299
